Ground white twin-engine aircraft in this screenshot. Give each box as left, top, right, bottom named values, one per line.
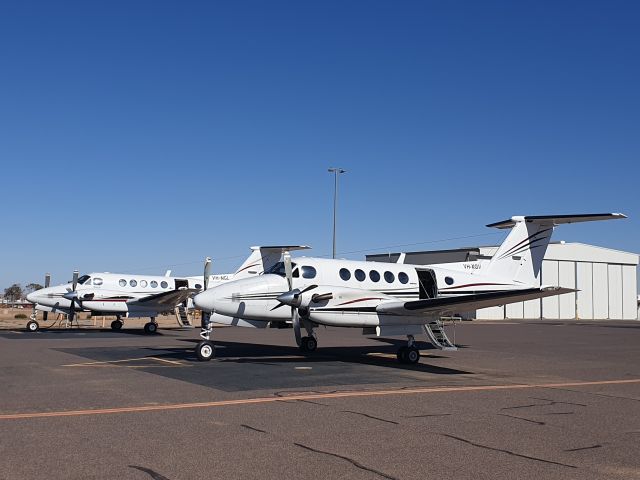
left=24, top=246, right=291, bottom=333
left=193, top=213, right=626, bottom=363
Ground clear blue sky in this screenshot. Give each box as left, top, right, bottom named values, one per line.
left=1, top=0, right=638, bottom=288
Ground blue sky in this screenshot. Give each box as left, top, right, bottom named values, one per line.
left=1, top=0, right=638, bottom=288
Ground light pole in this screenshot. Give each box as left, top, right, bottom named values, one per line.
left=328, top=167, right=346, bottom=259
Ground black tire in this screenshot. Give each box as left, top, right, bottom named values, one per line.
left=396, top=346, right=409, bottom=363
left=143, top=322, right=158, bottom=334
left=111, top=320, right=123, bottom=330
left=196, top=341, right=215, bottom=361
left=26, top=320, right=39, bottom=333
left=406, top=346, right=420, bottom=364
left=300, top=336, right=318, bottom=352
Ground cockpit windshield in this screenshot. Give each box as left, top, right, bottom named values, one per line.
left=265, top=261, right=297, bottom=277
left=70, top=275, right=91, bottom=285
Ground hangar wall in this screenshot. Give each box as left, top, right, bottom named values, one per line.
left=475, top=243, right=638, bottom=320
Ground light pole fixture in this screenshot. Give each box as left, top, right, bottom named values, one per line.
left=328, top=167, right=346, bottom=259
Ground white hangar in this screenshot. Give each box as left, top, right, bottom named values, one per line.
left=366, top=242, right=639, bottom=321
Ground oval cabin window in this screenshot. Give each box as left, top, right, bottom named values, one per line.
left=339, top=268, right=351, bottom=281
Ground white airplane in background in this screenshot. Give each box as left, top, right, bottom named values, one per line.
left=193, top=213, right=626, bottom=363
left=25, top=246, right=294, bottom=334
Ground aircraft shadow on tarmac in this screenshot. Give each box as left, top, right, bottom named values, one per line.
left=158, top=338, right=472, bottom=375
left=54, top=338, right=472, bottom=392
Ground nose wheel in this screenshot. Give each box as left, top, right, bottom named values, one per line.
left=111, top=318, right=123, bottom=330
left=26, top=320, right=40, bottom=332
left=196, top=341, right=215, bottom=361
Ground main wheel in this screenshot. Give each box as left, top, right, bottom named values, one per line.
left=397, top=346, right=408, bottom=363
left=406, top=346, right=420, bottom=364
left=26, top=320, right=39, bottom=332
left=111, top=320, right=123, bottom=330
left=143, top=322, right=158, bottom=334
left=300, top=336, right=318, bottom=352
left=196, top=341, right=215, bottom=361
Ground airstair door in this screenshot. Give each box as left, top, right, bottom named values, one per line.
left=417, top=269, right=437, bottom=299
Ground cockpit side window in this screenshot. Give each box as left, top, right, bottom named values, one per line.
left=265, top=261, right=297, bottom=277
left=76, top=275, right=91, bottom=285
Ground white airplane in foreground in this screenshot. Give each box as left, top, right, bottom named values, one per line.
left=25, top=246, right=291, bottom=333
left=193, top=213, right=626, bottom=363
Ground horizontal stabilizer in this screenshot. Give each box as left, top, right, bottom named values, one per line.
left=487, top=213, right=626, bottom=229
left=376, top=287, right=575, bottom=317
left=249, top=245, right=311, bottom=252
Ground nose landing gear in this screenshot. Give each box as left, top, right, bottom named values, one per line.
left=196, top=313, right=215, bottom=361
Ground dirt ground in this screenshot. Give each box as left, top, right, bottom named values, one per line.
left=0, top=307, right=194, bottom=330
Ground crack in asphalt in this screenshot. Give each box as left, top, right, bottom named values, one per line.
left=498, top=413, right=545, bottom=425
left=547, top=388, right=640, bottom=403
left=240, top=424, right=267, bottom=433
left=502, top=397, right=586, bottom=411
left=129, top=465, right=172, bottom=480
left=294, top=442, right=399, bottom=480
left=341, top=410, right=399, bottom=425
left=297, top=399, right=331, bottom=406
left=440, top=434, right=577, bottom=469
left=564, top=445, right=602, bottom=452
left=529, top=397, right=587, bottom=407
left=404, top=413, right=452, bottom=418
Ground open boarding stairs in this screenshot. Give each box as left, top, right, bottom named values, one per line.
left=423, top=318, right=458, bottom=351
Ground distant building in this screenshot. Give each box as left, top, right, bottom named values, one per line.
left=367, top=242, right=639, bottom=321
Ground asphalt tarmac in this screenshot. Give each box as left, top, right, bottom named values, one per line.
left=0, top=320, right=638, bottom=480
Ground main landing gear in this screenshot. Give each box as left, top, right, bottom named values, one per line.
left=397, top=335, right=420, bottom=365
left=110, top=315, right=124, bottom=331
left=143, top=317, right=158, bottom=334
left=300, top=335, right=317, bottom=353
left=195, top=313, right=215, bottom=361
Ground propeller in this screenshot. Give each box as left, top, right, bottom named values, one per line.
left=42, top=273, right=51, bottom=321
left=63, top=270, right=79, bottom=326
left=281, top=251, right=302, bottom=346
left=201, top=257, right=212, bottom=329
left=203, top=257, right=212, bottom=291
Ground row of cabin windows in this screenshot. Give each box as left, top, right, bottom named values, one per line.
left=118, top=279, right=170, bottom=289
left=267, top=262, right=411, bottom=285
left=339, top=268, right=409, bottom=284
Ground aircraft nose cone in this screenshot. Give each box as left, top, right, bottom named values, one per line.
left=26, top=291, right=38, bottom=304
left=194, top=290, right=215, bottom=312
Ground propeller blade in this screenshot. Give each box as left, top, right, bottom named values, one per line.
left=43, top=273, right=51, bottom=321
left=292, top=309, right=302, bottom=347
left=72, top=270, right=79, bottom=292
left=203, top=257, right=212, bottom=291
left=283, top=251, right=293, bottom=291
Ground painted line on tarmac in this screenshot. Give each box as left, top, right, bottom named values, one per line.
left=62, top=357, right=187, bottom=367
left=0, top=378, right=638, bottom=421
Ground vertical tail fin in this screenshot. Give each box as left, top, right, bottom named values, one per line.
left=485, top=213, right=626, bottom=286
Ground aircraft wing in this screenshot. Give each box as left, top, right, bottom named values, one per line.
left=127, top=289, right=199, bottom=308
left=376, top=287, right=575, bottom=317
